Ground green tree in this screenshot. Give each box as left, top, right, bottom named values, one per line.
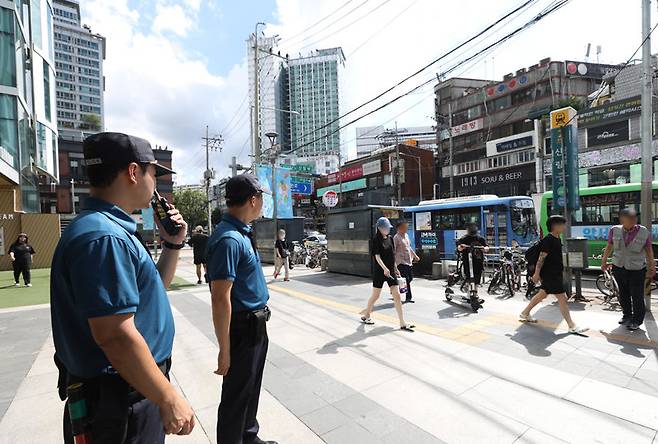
left=173, top=189, right=207, bottom=229
left=211, top=207, right=223, bottom=226
left=79, top=114, right=102, bottom=131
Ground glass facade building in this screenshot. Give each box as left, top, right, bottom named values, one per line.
left=285, top=48, right=344, bottom=158
left=53, top=0, right=104, bottom=138
left=0, top=0, right=58, bottom=212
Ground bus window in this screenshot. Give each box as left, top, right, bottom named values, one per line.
left=484, top=209, right=496, bottom=246
left=433, top=211, right=455, bottom=230
left=498, top=211, right=508, bottom=246
left=510, top=199, right=538, bottom=238
left=455, top=208, right=481, bottom=229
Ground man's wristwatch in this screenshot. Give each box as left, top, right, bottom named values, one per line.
left=163, top=240, right=185, bottom=250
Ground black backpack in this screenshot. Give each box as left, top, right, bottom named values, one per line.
left=524, top=240, right=541, bottom=269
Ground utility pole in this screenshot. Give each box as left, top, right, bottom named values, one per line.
left=202, top=125, right=223, bottom=235
left=448, top=102, right=454, bottom=197
left=395, top=121, right=401, bottom=205
left=70, top=178, right=76, bottom=215
left=253, top=22, right=265, bottom=165
left=266, top=132, right=279, bottom=263
left=337, top=151, right=343, bottom=206
left=640, top=0, right=653, bottom=230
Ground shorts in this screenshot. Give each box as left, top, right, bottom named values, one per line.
left=540, top=276, right=566, bottom=295
left=193, top=255, right=207, bottom=265
left=373, top=274, right=398, bottom=289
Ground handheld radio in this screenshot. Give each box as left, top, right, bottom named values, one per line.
left=151, top=191, right=182, bottom=236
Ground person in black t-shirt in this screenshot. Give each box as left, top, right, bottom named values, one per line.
left=9, top=233, right=35, bottom=287
left=519, top=215, right=587, bottom=334
left=273, top=229, right=290, bottom=281
left=359, top=217, right=414, bottom=332
left=457, top=224, right=488, bottom=284
left=188, top=226, right=209, bottom=284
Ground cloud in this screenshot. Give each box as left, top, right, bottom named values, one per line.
left=269, top=0, right=652, bottom=158
left=80, top=0, right=250, bottom=186
left=152, top=4, right=193, bottom=37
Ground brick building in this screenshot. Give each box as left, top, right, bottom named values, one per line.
left=39, top=136, right=174, bottom=216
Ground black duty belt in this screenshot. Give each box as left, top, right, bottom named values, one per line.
left=232, top=306, right=271, bottom=322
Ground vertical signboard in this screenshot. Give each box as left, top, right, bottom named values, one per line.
left=550, top=107, right=579, bottom=210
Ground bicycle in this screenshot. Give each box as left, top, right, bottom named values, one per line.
left=487, top=248, right=518, bottom=297
left=596, top=263, right=619, bottom=305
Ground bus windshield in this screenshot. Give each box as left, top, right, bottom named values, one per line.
left=510, top=199, right=538, bottom=238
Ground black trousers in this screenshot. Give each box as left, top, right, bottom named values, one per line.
left=217, top=315, right=269, bottom=444
left=63, top=375, right=165, bottom=444
left=398, top=264, right=414, bottom=300
left=613, top=266, right=647, bottom=324
left=13, top=261, right=30, bottom=284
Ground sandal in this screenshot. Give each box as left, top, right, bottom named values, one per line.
left=361, top=316, right=374, bottom=325
left=519, top=313, right=538, bottom=323
left=400, top=324, right=415, bottom=332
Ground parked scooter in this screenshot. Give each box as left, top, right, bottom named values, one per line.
left=445, top=245, right=485, bottom=313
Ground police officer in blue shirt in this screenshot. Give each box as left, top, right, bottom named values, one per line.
left=207, top=174, right=276, bottom=444
left=51, top=132, right=195, bottom=442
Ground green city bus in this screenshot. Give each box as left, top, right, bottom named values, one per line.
left=538, top=182, right=658, bottom=267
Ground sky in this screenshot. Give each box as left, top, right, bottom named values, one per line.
left=79, top=0, right=658, bottom=186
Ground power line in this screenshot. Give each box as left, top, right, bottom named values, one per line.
left=348, top=0, right=422, bottom=58
left=564, top=20, right=658, bottom=127
left=298, top=0, right=395, bottom=52
left=286, top=0, right=571, bottom=156
left=289, top=0, right=540, bottom=148
left=281, top=0, right=371, bottom=46
left=220, top=93, right=248, bottom=135
left=280, top=0, right=359, bottom=44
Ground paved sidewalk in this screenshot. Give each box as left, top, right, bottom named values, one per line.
left=1, top=249, right=657, bottom=443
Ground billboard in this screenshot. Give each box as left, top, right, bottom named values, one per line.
left=254, top=165, right=293, bottom=219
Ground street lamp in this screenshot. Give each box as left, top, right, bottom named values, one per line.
left=265, top=131, right=279, bottom=263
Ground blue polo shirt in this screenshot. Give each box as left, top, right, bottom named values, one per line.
left=50, top=197, right=174, bottom=378
left=207, top=214, right=269, bottom=312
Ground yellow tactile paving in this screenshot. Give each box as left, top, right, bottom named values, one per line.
left=269, top=284, right=658, bottom=350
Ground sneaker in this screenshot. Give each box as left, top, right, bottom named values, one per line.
left=360, top=316, right=374, bottom=325
left=568, top=325, right=589, bottom=334
left=619, top=317, right=630, bottom=325
left=196, top=280, right=203, bottom=285
left=627, top=323, right=640, bottom=331
left=519, top=313, right=538, bottom=323
left=14, top=282, right=20, bottom=287
left=273, top=272, right=279, bottom=279
left=26, top=283, right=32, bottom=287
left=404, top=298, right=415, bottom=304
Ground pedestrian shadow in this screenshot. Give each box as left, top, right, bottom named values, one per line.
left=317, top=324, right=394, bottom=355
left=291, top=273, right=369, bottom=288
left=436, top=301, right=475, bottom=319
left=600, top=325, right=652, bottom=358
left=508, top=306, right=569, bottom=357
left=0, top=284, right=19, bottom=290
left=371, top=302, right=395, bottom=312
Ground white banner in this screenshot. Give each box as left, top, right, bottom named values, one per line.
left=362, top=160, right=381, bottom=176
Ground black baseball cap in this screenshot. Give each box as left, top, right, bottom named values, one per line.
left=225, top=173, right=269, bottom=204
left=83, top=132, right=175, bottom=177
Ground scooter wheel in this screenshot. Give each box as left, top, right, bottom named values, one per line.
left=445, top=289, right=453, bottom=301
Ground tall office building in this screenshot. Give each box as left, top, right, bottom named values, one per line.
left=53, top=0, right=105, bottom=139
left=247, top=33, right=283, bottom=155
left=286, top=48, right=344, bottom=159
left=0, top=0, right=59, bottom=212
